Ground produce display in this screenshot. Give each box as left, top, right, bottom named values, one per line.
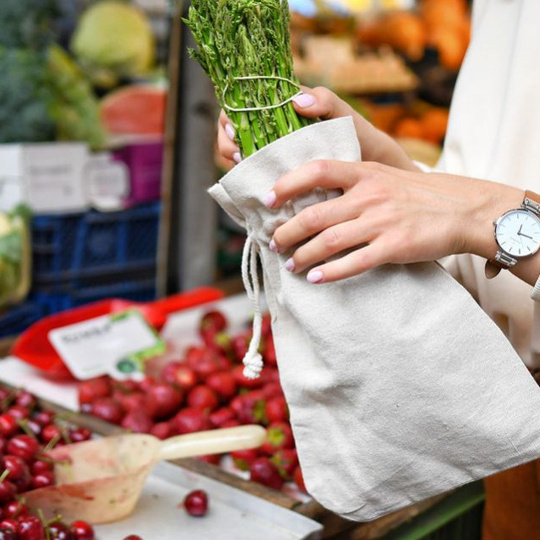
left=79, top=309, right=307, bottom=495
left=185, top=0, right=312, bottom=157
left=100, top=85, right=167, bottom=137
left=0, top=386, right=95, bottom=540
left=71, top=1, right=156, bottom=90
left=0, top=207, right=31, bottom=310
left=0, top=0, right=105, bottom=148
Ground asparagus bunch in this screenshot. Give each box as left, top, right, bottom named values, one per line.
left=184, top=0, right=314, bottom=158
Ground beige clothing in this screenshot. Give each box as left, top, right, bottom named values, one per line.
left=438, top=0, right=540, bottom=365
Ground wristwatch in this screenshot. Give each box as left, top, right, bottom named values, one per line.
left=485, top=190, right=540, bottom=278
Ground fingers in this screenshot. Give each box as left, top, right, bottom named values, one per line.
left=266, top=160, right=361, bottom=208
left=304, top=242, right=391, bottom=284
left=284, top=217, right=373, bottom=273
left=292, top=86, right=354, bottom=121
left=217, top=110, right=241, bottom=164
left=272, top=195, right=360, bottom=253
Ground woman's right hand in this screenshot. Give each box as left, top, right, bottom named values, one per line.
left=216, top=86, right=420, bottom=172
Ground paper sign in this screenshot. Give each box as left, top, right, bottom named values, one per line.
left=48, top=310, right=165, bottom=380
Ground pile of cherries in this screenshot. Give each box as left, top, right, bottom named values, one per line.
left=79, top=310, right=307, bottom=494
left=0, top=386, right=95, bottom=540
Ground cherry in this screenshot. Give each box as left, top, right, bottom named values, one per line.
left=149, top=422, right=174, bottom=440
left=90, top=398, right=125, bottom=425
left=22, top=420, right=42, bottom=438
left=173, top=408, right=211, bottom=434
left=3, top=455, right=30, bottom=483
left=161, top=363, right=197, bottom=392
left=30, top=459, right=53, bottom=475
left=186, top=386, right=219, bottom=412
left=70, top=521, right=94, bottom=540
left=123, top=536, right=143, bottom=540
left=206, top=372, right=237, bottom=401
left=40, top=424, right=63, bottom=445
left=68, top=427, right=91, bottom=444
left=183, top=489, right=209, bottom=517
left=0, top=482, right=16, bottom=505
left=0, top=439, right=7, bottom=454
left=145, top=384, right=183, bottom=420
left=15, top=391, right=36, bottom=411
left=199, top=310, right=227, bottom=335
left=17, top=515, right=46, bottom=540
left=0, top=527, right=17, bottom=540
left=6, top=406, right=30, bottom=421
left=47, top=522, right=75, bottom=540
left=293, top=465, right=306, bottom=492
left=78, top=377, right=112, bottom=405
left=0, top=416, right=18, bottom=438
left=31, top=471, right=55, bottom=490
left=231, top=448, right=259, bottom=471
left=121, top=410, right=153, bottom=434
left=209, top=407, right=236, bottom=428
left=249, top=457, right=284, bottom=490
left=3, top=500, right=28, bottom=519
left=32, top=411, right=55, bottom=428
left=7, top=435, right=40, bottom=463
left=0, top=520, right=17, bottom=532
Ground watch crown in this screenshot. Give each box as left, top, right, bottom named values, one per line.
left=493, top=219, right=497, bottom=225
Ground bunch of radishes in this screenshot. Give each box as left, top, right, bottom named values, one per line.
left=79, top=310, right=306, bottom=494
left=0, top=387, right=95, bottom=540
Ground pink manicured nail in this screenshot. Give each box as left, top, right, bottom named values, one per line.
left=269, top=239, right=278, bottom=253
left=285, top=258, right=295, bottom=272
left=264, top=190, right=277, bottom=207
left=292, top=93, right=316, bottom=108
left=307, top=270, right=323, bottom=283
left=233, top=152, right=242, bottom=164
left=225, top=123, right=235, bottom=141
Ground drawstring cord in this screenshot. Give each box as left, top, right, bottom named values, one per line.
left=241, top=234, right=264, bottom=379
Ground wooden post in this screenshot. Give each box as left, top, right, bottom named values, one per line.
left=157, top=0, right=218, bottom=296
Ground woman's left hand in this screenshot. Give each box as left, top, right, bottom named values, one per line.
left=267, top=160, right=523, bottom=283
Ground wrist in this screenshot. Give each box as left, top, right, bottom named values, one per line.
left=465, top=183, right=524, bottom=260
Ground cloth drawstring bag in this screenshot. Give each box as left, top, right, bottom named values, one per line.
left=209, top=116, right=540, bottom=521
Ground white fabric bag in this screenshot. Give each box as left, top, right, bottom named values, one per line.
left=208, top=117, right=540, bottom=521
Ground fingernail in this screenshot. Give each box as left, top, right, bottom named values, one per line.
left=285, top=258, right=295, bottom=272
left=292, top=93, right=316, bottom=108
left=307, top=270, right=323, bottom=283
left=233, top=152, right=242, bottom=164
left=263, top=190, right=277, bottom=208
left=269, top=239, right=278, bottom=253
left=225, top=123, right=235, bottom=141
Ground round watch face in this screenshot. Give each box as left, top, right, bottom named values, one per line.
left=495, top=210, right=540, bottom=258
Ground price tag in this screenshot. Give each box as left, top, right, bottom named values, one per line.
left=48, top=310, right=166, bottom=380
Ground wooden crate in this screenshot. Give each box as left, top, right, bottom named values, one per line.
left=0, top=376, right=447, bottom=539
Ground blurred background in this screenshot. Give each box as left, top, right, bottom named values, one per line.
left=0, top=0, right=472, bottom=339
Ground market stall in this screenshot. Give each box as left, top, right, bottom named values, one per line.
left=3, top=0, right=532, bottom=539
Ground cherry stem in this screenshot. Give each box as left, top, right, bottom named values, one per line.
left=0, top=469, right=10, bottom=484
left=17, top=419, right=37, bottom=438
left=44, top=433, right=62, bottom=452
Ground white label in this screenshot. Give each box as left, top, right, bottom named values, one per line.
left=23, top=144, right=89, bottom=213
left=49, top=310, right=165, bottom=380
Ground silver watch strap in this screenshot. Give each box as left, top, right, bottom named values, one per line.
left=493, top=251, right=518, bottom=269
left=522, top=197, right=540, bottom=216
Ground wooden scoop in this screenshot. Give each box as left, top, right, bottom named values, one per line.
left=24, top=425, right=265, bottom=524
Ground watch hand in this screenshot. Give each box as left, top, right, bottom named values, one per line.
left=520, top=233, right=533, bottom=240
left=518, top=225, right=523, bottom=235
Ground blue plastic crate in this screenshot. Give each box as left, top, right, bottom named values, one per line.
left=33, top=278, right=157, bottom=315
left=0, top=301, right=44, bottom=338
left=32, top=203, right=161, bottom=291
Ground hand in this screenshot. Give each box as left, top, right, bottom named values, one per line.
left=267, top=160, right=524, bottom=283
left=216, top=86, right=420, bottom=172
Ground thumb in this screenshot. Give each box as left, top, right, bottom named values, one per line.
left=291, top=86, right=353, bottom=120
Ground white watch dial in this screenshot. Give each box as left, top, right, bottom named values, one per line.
left=495, top=210, right=540, bottom=257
